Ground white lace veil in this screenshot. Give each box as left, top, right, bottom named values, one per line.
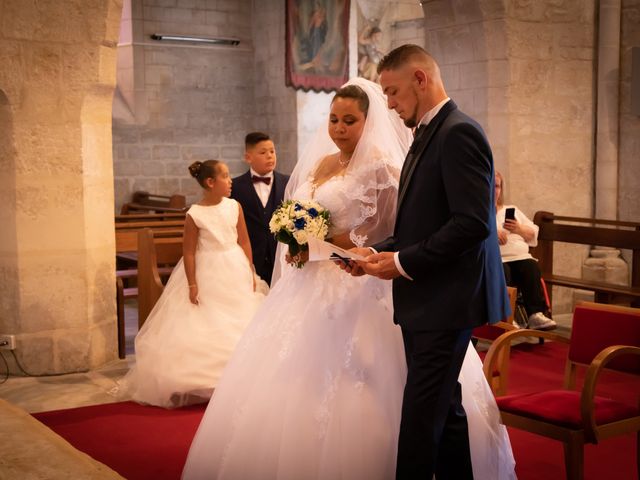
left=271, top=77, right=412, bottom=285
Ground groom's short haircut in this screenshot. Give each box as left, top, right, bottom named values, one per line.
left=245, top=131, right=271, bottom=149
left=377, top=44, right=437, bottom=74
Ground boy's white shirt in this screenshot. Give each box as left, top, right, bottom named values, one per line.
left=250, top=168, right=274, bottom=207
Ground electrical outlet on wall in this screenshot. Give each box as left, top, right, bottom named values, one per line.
left=0, top=335, right=16, bottom=350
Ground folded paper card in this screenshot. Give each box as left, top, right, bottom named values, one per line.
left=307, top=237, right=370, bottom=263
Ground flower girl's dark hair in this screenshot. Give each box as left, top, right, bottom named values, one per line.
left=332, top=85, right=369, bottom=117
left=188, top=160, right=222, bottom=188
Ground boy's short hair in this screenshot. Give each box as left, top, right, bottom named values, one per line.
left=245, top=132, right=271, bottom=149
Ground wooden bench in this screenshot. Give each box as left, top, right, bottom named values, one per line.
left=137, top=228, right=184, bottom=328
left=120, top=191, right=187, bottom=214
left=114, top=213, right=185, bottom=357
left=115, top=214, right=185, bottom=254
left=531, top=211, right=640, bottom=307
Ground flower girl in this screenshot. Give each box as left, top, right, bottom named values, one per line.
left=117, top=160, right=267, bottom=408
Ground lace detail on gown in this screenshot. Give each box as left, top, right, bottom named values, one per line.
left=182, top=181, right=515, bottom=479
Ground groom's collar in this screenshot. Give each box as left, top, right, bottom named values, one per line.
left=418, top=97, right=451, bottom=128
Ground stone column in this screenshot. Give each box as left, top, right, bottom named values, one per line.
left=0, top=0, right=123, bottom=374
left=595, top=0, right=621, bottom=220
left=584, top=0, right=628, bottom=289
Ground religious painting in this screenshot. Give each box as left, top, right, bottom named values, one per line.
left=355, top=0, right=389, bottom=83
left=357, top=24, right=384, bottom=82
left=285, top=0, right=350, bottom=92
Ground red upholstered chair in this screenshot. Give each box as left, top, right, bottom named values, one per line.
left=483, top=303, right=640, bottom=480
left=473, top=286, right=519, bottom=395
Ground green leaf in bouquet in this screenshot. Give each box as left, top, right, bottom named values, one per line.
left=276, top=229, right=293, bottom=244
left=288, top=241, right=301, bottom=257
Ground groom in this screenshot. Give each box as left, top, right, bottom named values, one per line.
left=349, top=45, right=510, bottom=479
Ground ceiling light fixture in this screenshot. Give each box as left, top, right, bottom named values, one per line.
left=150, top=34, right=240, bottom=46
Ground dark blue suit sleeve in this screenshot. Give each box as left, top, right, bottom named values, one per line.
left=398, top=122, right=493, bottom=279
left=372, top=236, right=395, bottom=252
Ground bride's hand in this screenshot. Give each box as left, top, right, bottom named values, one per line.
left=336, top=247, right=372, bottom=276
left=285, top=249, right=309, bottom=266
left=188, top=285, right=199, bottom=305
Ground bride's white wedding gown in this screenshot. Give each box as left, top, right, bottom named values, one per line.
left=182, top=177, right=516, bottom=479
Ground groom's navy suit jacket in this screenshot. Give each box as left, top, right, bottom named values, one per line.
left=231, top=170, right=289, bottom=285
left=374, top=100, right=510, bottom=331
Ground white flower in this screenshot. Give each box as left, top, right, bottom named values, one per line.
left=293, top=229, right=308, bottom=245
left=269, top=199, right=331, bottom=255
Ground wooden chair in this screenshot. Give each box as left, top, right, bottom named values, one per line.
left=137, top=228, right=183, bottom=328
left=483, top=303, right=640, bottom=479
left=472, top=286, right=519, bottom=395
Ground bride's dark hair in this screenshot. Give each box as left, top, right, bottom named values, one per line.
left=331, top=85, right=369, bottom=116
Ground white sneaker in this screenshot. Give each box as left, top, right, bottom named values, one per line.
left=527, top=312, right=557, bottom=330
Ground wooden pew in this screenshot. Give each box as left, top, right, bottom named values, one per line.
left=137, top=228, right=184, bottom=328
left=115, top=214, right=185, bottom=255
left=114, top=213, right=185, bottom=358
left=116, top=212, right=186, bottom=222
left=531, top=211, right=640, bottom=307
left=120, top=191, right=187, bottom=214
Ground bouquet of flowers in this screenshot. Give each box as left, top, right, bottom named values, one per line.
left=269, top=199, right=331, bottom=268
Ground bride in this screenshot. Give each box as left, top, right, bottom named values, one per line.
left=182, top=78, right=516, bottom=479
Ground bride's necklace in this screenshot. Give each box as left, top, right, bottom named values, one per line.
left=338, top=153, right=351, bottom=167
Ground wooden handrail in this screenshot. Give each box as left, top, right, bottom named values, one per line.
left=531, top=210, right=640, bottom=306
left=115, top=212, right=186, bottom=222
left=543, top=214, right=640, bottom=229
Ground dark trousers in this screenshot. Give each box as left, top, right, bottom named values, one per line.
left=396, top=327, right=474, bottom=480
left=255, top=256, right=274, bottom=286
left=502, top=259, right=547, bottom=316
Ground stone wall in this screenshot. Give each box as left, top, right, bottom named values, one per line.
left=112, top=0, right=256, bottom=210
left=0, top=0, right=122, bottom=373
left=422, top=1, right=511, bottom=181
left=619, top=0, right=640, bottom=223
left=509, top=1, right=597, bottom=312
left=390, top=18, right=425, bottom=50
left=251, top=0, right=298, bottom=173
left=421, top=0, right=597, bottom=313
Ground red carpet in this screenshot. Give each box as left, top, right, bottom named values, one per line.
left=33, top=401, right=205, bottom=480
left=33, top=341, right=637, bottom=480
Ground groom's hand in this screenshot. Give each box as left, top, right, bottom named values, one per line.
left=361, top=252, right=401, bottom=280
left=336, top=247, right=371, bottom=276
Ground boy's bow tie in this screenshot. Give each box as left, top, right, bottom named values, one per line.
left=252, top=175, right=271, bottom=185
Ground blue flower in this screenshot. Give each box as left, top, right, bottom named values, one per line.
left=294, top=218, right=306, bottom=230
left=294, top=203, right=303, bottom=211
left=308, top=208, right=318, bottom=218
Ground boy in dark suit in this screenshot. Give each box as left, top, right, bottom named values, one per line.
left=231, top=132, right=289, bottom=285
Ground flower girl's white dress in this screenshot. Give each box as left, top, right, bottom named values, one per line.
left=118, top=198, right=266, bottom=408
left=182, top=179, right=516, bottom=479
